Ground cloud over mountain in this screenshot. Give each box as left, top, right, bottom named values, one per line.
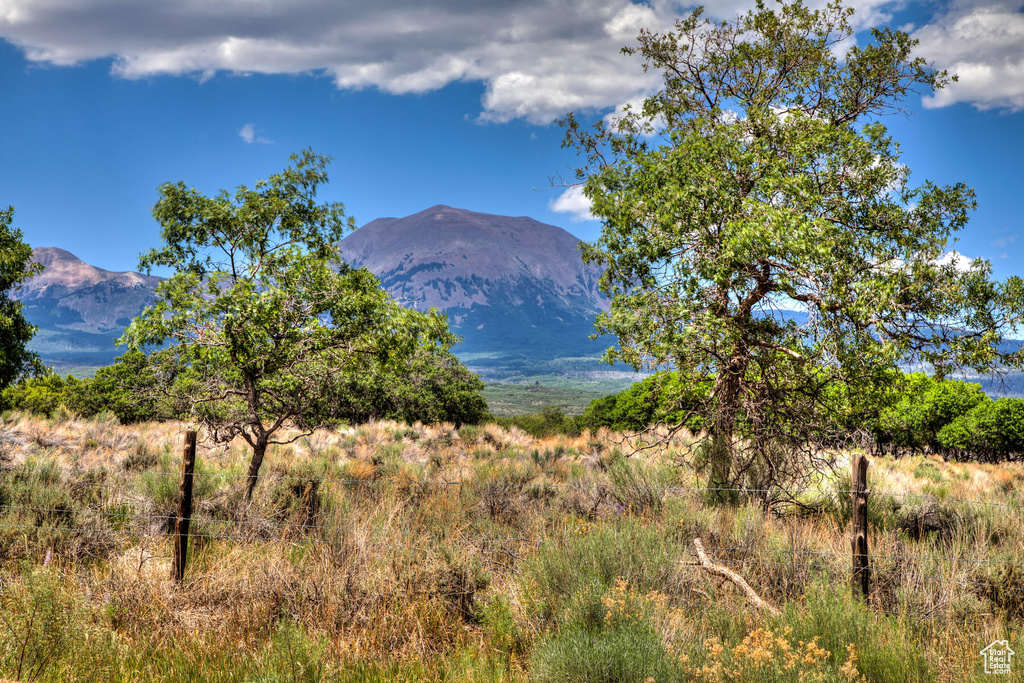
left=914, top=0, right=1024, bottom=111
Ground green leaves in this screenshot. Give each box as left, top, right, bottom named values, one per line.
left=561, top=0, right=1024, bottom=483
left=121, top=151, right=458, bottom=494
left=0, top=206, right=43, bottom=390
left=138, top=149, right=352, bottom=277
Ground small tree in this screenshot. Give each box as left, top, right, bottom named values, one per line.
left=561, top=0, right=1024, bottom=494
left=123, top=150, right=454, bottom=499
left=329, top=346, right=488, bottom=426
left=0, top=207, right=43, bottom=392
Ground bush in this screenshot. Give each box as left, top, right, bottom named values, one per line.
left=874, top=375, right=987, bottom=454
left=0, top=372, right=81, bottom=418
left=685, top=583, right=932, bottom=682
left=937, top=397, right=1024, bottom=460
left=79, top=351, right=162, bottom=423
left=493, top=405, right=582, bottom=437
left=0, top=565, right=87, bottom=682
left=520, top=520, right=677, bottom=630
left=530, top=621, right=677, bottom=683
left=579, top=371, right=709, bottom=433
left=324, top=347, right=488, bottom=426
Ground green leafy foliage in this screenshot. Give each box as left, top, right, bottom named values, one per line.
left=121, top=149, right=457, bottom=498
left=937, top=398, right=1024, bottom=460
left=492, top=405, right=581, bottom=437
left=0, top=207, right=43, bottom=393
left=329, top=347, right=488, bottom=427
left=561, top=0, right=1024, bottom=490
left=579, top=371, right=708, bottom=433
left=74, top=351, right=168, bottom=424
left=529, top=622, right=677, bottom=683
left=874, top=373, right=988, bottom=453
left=0, top=371, right=78, bottom=418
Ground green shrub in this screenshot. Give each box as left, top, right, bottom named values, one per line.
left=79, top=351, right=161, bottom=423
left=530, top=621, right=677, bottom=683
left=493, top=405, right=582, bottom=437
left=0, top=372, right=81, bottom=418
left=520, top=520, right=676, bottom=629
left=607, top=456, right=664, bottom=516
left=684, top=583, right=933, bottom=682
left=938, top=397, right=1024, bottom=460
left=875, top=375, right=987, bottom=454
left=579, top=371, right=709, bottom=433
left=0, top=566, right=86, bottom=682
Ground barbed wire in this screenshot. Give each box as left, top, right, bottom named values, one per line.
left=5, top=505, right=1023, bottom=575
left=4, top=464, right=1023, bottom=510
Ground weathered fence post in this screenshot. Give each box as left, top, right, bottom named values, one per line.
left=172, top=430, right=197, bottom=583
left=850, top=452, right=870, bottom=601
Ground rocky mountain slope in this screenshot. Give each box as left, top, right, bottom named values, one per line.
left=14, top=248, right=162, bottom=368
left=340, top=205, right=609, bottom=361
left=12, top=208, right=612, bottom=373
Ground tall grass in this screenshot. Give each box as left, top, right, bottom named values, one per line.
left=0, top=413, right=1021, bottom=681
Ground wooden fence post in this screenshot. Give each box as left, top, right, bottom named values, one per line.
left=172, top=430, right=197, bottom=583
left=850, top=452, right=870, bottom=601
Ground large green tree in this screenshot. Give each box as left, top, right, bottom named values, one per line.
left=0, top=207, right=43, bottom=391
left=562, top=0, right=1024, bottom=492
left=123, top=150, right=454, bottom=499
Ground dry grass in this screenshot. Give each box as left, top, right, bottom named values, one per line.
left=1, top=410, right=1022, bottom=681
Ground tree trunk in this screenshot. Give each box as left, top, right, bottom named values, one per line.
left=710, top=345, right=747, bottom=499
left=245, top=437, right=268, bottom=501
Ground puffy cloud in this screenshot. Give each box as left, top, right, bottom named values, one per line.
left=0, top=0, right=670, bottom=124
left=913, top=0, right=1024, bottom=111
left=238, top=123, right=272, bottom=144
left=936, top=250, right=975, bottom=272
left=0, top=0, right=1017, bottom=122
left=549, top=185, right=595, bottom=222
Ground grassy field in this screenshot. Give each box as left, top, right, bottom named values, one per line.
left=1, top=410, right=1022, bottom=681
left=482, top=382, right=610, bottom=416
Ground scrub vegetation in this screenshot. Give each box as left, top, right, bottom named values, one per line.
left=1, top=410, right=1021, bottom=682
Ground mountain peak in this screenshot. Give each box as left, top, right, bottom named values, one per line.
left=340, top=206, right=608, bottom=358
left=15, top=248, right=163, bottom=347
left=33, top=246, right=87, bottom=267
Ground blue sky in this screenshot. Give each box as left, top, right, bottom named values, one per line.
left=1, top=0, right=1022, bottom=279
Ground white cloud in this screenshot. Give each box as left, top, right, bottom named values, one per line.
left=0, top=0, right=1017, bottom=122
left=0, top=0, right=670, bottom=125
left=914, top=0, right=1024, bottom=111
left=238, top=123, right=271, bottom=144
left=549, top=185, right=595, bottom=222
left=936, top=250, right=975, bottom=272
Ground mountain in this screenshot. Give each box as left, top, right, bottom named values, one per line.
left=12, top=207, right=615, bottom=377
left=340, top=205, right=611, bottom=367
left=14, top=248, right=162, bottom=369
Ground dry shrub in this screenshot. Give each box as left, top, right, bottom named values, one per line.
left=560, top=479, right=608, bottom=520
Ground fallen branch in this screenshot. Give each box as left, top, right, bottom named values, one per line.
left=691, top=538, right=780, bottom=616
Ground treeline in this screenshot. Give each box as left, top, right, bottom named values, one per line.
left=0, top=349, right=490, bottom=427
left=502, top=371, right=1024, bottom=462
left=868, top=373, right=1024, bottom=460
left=8, top=356, right=1022, bottom=462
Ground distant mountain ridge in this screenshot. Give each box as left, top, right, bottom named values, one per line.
left=19, top=248, right=162, bottom=333
left=341, top=205, right=609, bottom=361
left=12, top=208, right=613, bottom=373
left=13, top=248, right=163, bottom=368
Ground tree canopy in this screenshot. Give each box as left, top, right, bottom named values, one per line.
left=561, top=0, right=1024, bottom=492
left=0, top=207, right=43, bottom=390
left=123, top=150, right=455, bottom=498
